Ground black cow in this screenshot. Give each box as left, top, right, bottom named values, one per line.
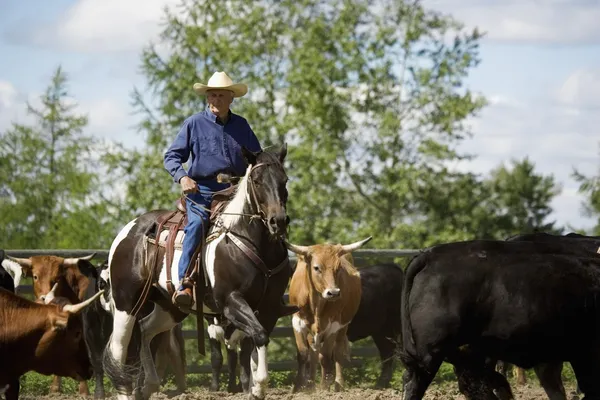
left=498, top=232, right=600, bottom=399
left=400, top=239, right=600, bottom=400
left=0, top=250, right=20, bottom=293
left=0, top=251, right=15, bottom=293
left=347, top=263, right=404, bottom=388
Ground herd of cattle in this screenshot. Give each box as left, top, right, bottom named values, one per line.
left=1, top=231, right=600, bottom=400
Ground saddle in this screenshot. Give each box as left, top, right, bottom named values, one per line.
left=143, top=185, right=238, bottom=295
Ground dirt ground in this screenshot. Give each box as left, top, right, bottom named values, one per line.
left=18, top=383, right=583, bottom=400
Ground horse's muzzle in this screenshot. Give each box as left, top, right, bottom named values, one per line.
left=267, top=214, right=287, bottom=237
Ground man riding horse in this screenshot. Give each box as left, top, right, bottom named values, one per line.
left=163, top=71, right=261, bottom=310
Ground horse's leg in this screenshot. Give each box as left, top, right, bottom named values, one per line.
left=169, top=325, right=187, bottom=393
left=227, top=346, right=242, bottom=393
left=138, top=304, right=178, bottom=400
left=103, top=310, right=137, bottom=400
left=239, top=336, right=253, bottom=394
left=222, top=291, right=269, bottom=400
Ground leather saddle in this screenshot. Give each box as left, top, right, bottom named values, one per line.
left=143, top=185, right=239, bottom=292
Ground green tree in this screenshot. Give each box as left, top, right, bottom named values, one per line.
left=483, top=157, right=562, bottom=237
left=573, top=146, right=600, bottom=235
left=0, top=66, right=120, bottom=249
left=110, top=0, right=563, bottom=257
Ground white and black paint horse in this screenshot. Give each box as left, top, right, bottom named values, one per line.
left=102, top=145, right=294, bottom=400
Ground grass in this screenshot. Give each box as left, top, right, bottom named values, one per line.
left=17, top=360, right=579, bottom=396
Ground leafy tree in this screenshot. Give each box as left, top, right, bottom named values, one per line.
left=0, top=66, right=120, bottom=249
left=109, top=0, right=563, bottom=256
left=483, top=157, right=562, bottom=237
left=573, top=146, right=600, bottom=235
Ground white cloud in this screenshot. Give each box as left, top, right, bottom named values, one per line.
left=555, top=68, right=600, bottom=108
left=426, top=0, right=600, bottom=44
left=447, top=87, right=599, bottom=231
left=0, top=82, right=36, bottom=133
left=30, top=0, right=180, bottom=53
left=79, top=98, right=134, bottom=144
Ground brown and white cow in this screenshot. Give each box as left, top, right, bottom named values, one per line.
left=7, top=254, right=188, bottom=398
left=0, top=286, right=103, bottom=400
left=286, top=237, right=372, bottom=392
left=7, top=253, right=102, bottom=396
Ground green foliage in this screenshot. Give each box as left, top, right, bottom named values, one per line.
left=106, top=0, right=563, bottom=252
left=0, top=66, right=122, bottom=249
left=573, top=145, right=600, bottom=235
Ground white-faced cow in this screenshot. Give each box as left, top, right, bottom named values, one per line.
left=0, top=252, right=15, bottom=293
left=6, top=254, right=188, bottom=399
left=0, top=250, right=21, bottom=293
left=286, top=237, right=371, bottom=392
left=400, top=239, right=600, bottom=400
left=0, top=286, right=104, bottom=399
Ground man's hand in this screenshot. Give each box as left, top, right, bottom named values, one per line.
left=180, top=176, right=198, bottom=194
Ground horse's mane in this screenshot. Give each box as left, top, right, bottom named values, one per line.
left=219, top=149, right=284, bottom=231
left=220, top=164, right=252, bottom=230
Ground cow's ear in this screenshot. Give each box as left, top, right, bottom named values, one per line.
left=51, top=315, right=68, bottom=332
left=21, top=264, right=32, bottom=277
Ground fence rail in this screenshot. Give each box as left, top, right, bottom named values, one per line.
left=4, top=247, right=420, bottom=375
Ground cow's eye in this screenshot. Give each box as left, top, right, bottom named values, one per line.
left=33, top=275, right=38, bottom=281
left=313, top=264, right=320, bottom=273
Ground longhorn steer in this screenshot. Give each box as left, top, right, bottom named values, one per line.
left=286, top=237, right=371, bottom=392
left=7, top=254, right=187, bottom=399
left=0, top=287, right=103, bottom=400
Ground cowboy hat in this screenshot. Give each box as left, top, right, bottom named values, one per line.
left=193, top=71, right=248, bottom=98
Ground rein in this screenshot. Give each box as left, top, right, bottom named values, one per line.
left=183, top=160, right=282, bottom=226
left=195, top=159, right=290, bottom=313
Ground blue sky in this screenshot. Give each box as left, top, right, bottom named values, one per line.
left=1, top=0, right=599, bottom=232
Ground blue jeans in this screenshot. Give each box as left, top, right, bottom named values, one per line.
left=178, top=191, right=212, bottom=291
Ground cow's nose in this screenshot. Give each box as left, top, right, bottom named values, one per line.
left=324, top=288, right=341, bottom=299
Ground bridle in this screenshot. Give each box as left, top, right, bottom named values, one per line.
left=184, top=156, right=288, bottom=231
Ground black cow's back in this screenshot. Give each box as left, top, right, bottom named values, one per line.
left=403, top=242, right=600, bottom=368
left=347, top=263, right=404, bottom=342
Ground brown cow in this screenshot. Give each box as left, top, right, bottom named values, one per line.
left=8, top=254, right=188, bottom=398
left=0, top=287, right=103, bottom=400
left=8, top=253, right=100, bottom=396
left=286, top=237, right=372, bottom=393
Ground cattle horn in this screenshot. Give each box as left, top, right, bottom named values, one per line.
left=63, top=253, right=96, bottom=266
left=42, top=282, right=59, bottom=304
left=62, top=290, right=105, bottom=315
left=339, top=236, right=373, bottom=255
left=6, top=255, right=32, bottom=267
left=284, top=241, right=311, bottom=256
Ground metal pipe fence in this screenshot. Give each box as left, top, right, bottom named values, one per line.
left=4, top=248, right=420, bottom=375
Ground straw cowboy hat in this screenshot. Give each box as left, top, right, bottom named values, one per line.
left=193, top=71, right=248, bottom=98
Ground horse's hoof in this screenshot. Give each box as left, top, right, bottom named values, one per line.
left=249, top=388, right=265, bottom=400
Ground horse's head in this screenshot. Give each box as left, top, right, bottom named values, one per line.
left=242, top=144, right=289, bottom=238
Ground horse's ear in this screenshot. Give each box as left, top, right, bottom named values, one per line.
left=278, top=143, right=287, bottom=163
left=241, top=146, right=258, bottom=165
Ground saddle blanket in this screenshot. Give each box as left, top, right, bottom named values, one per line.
left=146, top=228, right=186, bottom=250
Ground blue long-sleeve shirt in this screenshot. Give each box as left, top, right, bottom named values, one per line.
left=164, top=109, right=261, bottom=191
